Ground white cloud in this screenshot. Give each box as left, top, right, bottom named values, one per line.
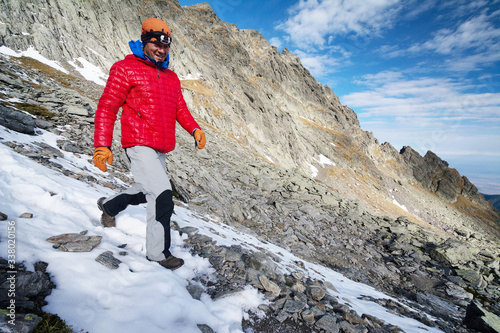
left=438, top=0, right=492, bottom=18
left=403, top=0, right=437, bottom=19
left=380, top=10, right=500, bottom=71
left=341, top=70, right=500, bottom=189
left=343, top=71, right=500, bottom=119
left=277, top=0, right=401, bottom=48
left=293, top=49, right=343, bottom=77
left=444, top=45, right=500, bottom=72
left=410, top=14, right=500, bottom=55
left=269, top=37, right=283, bottom=49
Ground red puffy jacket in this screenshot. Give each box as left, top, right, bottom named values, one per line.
left=94, top=54, right=200, bottom=153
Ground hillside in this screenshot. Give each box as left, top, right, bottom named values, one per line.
left=0, top=126, right=447, bottom=332
left=1, top=0, right=500, bottom=332
left=483, top=194, right=500, bottom=212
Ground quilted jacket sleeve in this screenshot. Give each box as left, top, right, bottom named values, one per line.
left=94, top=62, right=131, bottom=147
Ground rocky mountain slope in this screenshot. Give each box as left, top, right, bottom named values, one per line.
left=1, top=0, right=498, bottom=237
left=1, top=0, right=500, bottom=331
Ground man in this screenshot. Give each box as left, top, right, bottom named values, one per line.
left=93, top=17, right=206, bottom=270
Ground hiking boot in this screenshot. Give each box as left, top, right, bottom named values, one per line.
left=156, top=255, right=184, bottom=270
left=97, top=197, right=116, bottom=227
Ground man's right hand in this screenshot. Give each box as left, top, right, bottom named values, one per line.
left=93, top=147, right=113, bottom=172
left=193, top=129, right=207, bottom=149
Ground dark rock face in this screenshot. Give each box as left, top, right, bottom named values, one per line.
left=464, top=301, right=500, bottom=333
left=436, top=167, right=464, bottom=202
left=400, top=146, right=496, bottom=214
left=0, top=105, right=36, bottom=135
left=0, top=260, right=54, bottom=312
left=0, top=258, right=55, bottom=332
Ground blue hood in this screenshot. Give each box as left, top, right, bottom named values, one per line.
left=128, top=40, right=169, bottom=69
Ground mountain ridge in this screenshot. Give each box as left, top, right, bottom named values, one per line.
left=172, top=2, right=500, bottom=237
left=1, top=0, right=500, bottom=331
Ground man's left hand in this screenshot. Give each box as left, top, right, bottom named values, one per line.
left=194, top=129, right=206, bottom=149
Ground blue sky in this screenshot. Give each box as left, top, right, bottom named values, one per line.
left=179, top=0, right=500, bottom=194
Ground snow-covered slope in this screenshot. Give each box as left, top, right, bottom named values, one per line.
left=0, top=127, right=443, bottom=333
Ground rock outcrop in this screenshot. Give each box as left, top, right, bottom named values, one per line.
left=0, top=259, right=54, bottom=332
left=400, top=146, right=488, bottom=206
left=464, top=301, right=500, bottom=333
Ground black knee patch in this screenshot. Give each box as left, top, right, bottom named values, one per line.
left=105, top=192, right=147, bottom=216
left=156, top=190, right=174, bottom=224
left=156, top=190, right=174, bottom=258
left=129, top=192, right=147, bottom=206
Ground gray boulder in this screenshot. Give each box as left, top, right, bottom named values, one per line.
left=0, top=105, right=36, bottom=135
left=464, top=300, right=500, bottom=333
left=429, top=238, right=480, bottom=265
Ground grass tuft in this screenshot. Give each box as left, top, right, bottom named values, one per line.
left=33, top=313, right=77, bottom=333
left=13, top=102, right=56, bottom=118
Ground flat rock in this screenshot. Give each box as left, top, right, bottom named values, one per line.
left=46, top=233, right=90, bottom=243
left=95, top=251, right=121, bottom=269
left=307, top=284, right=327, bottom=301
left=258, top=275, right=280, bottom=297
left=187, top=284, right=205, bottom=300
left=283, top=299, right=307, bottom=313
left=179, top=226, right=199, bottom=237
left=315, top=314, right=339, bottom=333
left=46, top=233, right=102, bottom=252
left=430, top=238, right=480, bottom=265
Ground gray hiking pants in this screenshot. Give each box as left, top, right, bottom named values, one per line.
left=101, top=146, right=174, bottom=261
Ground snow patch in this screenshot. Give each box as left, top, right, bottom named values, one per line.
left=0, top=45, right=68, bottom=74
left=308, top=163, right=319, bottom=177
left=181, top=73, right=203, bottom=80
left=313, top=154, right=336, bottom=167
left=392, top=197, right=409, bottom=212
left=68, top=57, right=107, bottom=86
left=309, top=154, right=335, bottom=178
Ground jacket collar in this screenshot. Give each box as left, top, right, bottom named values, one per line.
left=128, top=40, right=169, bottom=69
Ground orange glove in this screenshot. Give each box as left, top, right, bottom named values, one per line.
left=194, top=129, right=206, bottom=149
left=93, top=147, right=113, bottom=172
